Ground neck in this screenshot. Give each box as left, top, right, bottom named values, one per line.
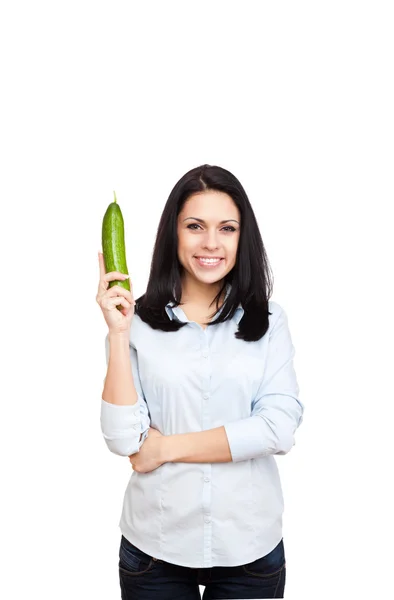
left=180, top=277, right=226, bottom=309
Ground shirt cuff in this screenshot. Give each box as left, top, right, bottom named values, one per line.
left=138, top=429, right=149, bottom=448
left=100, top=398, right=150, bottom=456
left=224, top=416, right=271, bottom=463
left=100, top=398, right=142, bottom=433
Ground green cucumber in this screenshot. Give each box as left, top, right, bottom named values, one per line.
left=102, top=192, right=130, bottom=310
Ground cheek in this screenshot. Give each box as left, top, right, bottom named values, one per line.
left=177, top=239, right=194, bottom=267
left=228, top=238, right=239, bottom=258
left=178, top=234, right=195, bottom=255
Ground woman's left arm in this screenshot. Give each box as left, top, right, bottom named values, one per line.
left=164, top=306, right=304, bottom=465
left=130, top=306, right=304, bottom=472
left=161, top=426, right=232, bottom=463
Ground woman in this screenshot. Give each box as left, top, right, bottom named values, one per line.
left=97, top=164, right=304, bottom=599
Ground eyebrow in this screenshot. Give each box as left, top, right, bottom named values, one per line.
left=183, top=217, right=240, bottom=225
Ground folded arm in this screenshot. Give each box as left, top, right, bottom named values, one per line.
left=162, top=307, right=304, bottom=464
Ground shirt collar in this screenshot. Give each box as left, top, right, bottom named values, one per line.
left=165, top=282, right=244, bottom=325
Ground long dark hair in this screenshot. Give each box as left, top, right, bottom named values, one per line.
left=135, top=164, right=273, bottom=342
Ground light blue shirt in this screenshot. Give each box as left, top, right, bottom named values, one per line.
left=100, top=283, right=304, bottom=568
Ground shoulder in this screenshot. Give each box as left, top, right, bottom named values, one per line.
left=267, top=300, right=288, bottom=336
left=268, top=299, right=284, bottom=321
left=128, top=311, right=169, bottom=349
left=128, top=312, right=145, bottom=348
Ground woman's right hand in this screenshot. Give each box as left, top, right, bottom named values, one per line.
left=96, top=252, right=136, bottom=335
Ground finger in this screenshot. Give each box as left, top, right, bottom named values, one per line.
left=103, top=290, right=134, bottom=314
left=103, top=271, right=131, bottom=284
left=98, top=252, right=130, bottom=283
left=106, top=285, right=134, bottom=303
left=97, top=289, right=133, bottom=313
left=98, top=252, right=106, bottom=279
left=107, top=296, right=130, bottom=311
left=97, top=253, right=110, bottom=293
left=120, top=301, right=134, bottom=317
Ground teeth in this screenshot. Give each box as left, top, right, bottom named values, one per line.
left=199, top=258, right=221, bottom=263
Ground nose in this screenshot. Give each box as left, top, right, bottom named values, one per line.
left=202, top=229, right=220, bottom=250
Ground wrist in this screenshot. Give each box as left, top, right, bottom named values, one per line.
left=160, top=435, right=175, bottom=464
left=108, top=331, right=129, bottom=344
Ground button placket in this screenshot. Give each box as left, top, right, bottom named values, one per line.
left=201, top=332, right=213, bottom=566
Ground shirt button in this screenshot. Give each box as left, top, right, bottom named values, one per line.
left=202, top=350, right=209, bottom=358
left=204, top=517, right=211, bottom=524
left=204, top=477, right=210, bottom=483
left=203, top=393, right=209, bottom=400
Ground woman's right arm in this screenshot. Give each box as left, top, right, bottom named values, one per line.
left=97, top=252, right=150, bottom=456
left=100, top=333, right=151, bottom=456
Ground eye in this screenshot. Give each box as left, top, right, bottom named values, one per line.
left=186, top=224, right=237, bottom=232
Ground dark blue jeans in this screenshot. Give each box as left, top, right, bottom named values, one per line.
left=119, top=534, right=286, bottom=599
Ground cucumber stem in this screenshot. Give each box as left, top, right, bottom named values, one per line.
left=113, top=190, right=117, bottom=203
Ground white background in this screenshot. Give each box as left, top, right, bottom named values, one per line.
left=1, top=1, right=393, bottom=598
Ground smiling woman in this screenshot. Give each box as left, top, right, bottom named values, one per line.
left=99, top=164, right=303, bottom=600
left=135, top=163, right=274, bottom=341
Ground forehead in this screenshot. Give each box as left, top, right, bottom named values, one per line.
left=179, top=191, right=239, bottom=218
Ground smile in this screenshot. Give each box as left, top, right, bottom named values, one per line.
left=194, top=257, right=224, bottom=268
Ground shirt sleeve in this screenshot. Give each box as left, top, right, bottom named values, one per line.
left=100, top=333, right=151, bottom=457
left=224, top=306, right=304, bottom=463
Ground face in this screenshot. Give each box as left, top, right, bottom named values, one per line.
left=177, top=190, right=241, bottom=291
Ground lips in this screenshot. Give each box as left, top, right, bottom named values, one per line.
left=194, top=257, right=224, bottom=268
